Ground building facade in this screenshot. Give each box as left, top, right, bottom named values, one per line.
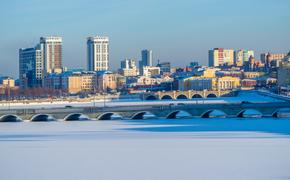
left=261, top=53, right=287, bottom=63
left=40, top=36, right=62, bottom=74
left=0, top=77, right=15, bottom=88
left=142, top=66, right=160, bottom=77
left=44, top=71, right=98, bottom=94
left=96, top=71, right=117, bottom=92
left=120, top=68, right=138, bottom=77
left=234, top=49, right=254, bottom=67
left=121, top=58, right=137, bottom=69
left=216, top=76, right=240, bottom=90
left=19, top=36, right=62, bottom=89
left=87, top=36, right=109, bottom=71
left=178, top=76, right=240, bottom=91
left=261, top=52, right=287, bottom=72
left=209, top=48, right=234, bottom=67
left=66, top=73, right=97, bottom=93
left=120, top=58, right=138, bottom=77
left=139, top=49, right=153, bottom=73
left=19, top=46, right=43, bottom=88
left=157, top=62, right=171, bottom=74
left=278, top=61, right=290, bottom=87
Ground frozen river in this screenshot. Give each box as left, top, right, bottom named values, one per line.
left=1, top=118, right=290, bottom=180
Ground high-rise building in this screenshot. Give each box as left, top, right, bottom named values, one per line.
left=234, top=49, right=254, bottom=67
left=19, top=36, right=62, bottom=88
left=261, top=53, right=287, bottom=63
left=139, top=49, right=153, bottom=72
left=121, top=58, right=137, bottom=69
left=40, top=36, right=62, bottom=74
left=87, top=36, right=109, bottom=71
left=19, top=46, right=43, bottom=88
left=278, top=61, right=290, bottom=87
left=157, top=62, right=171, bottom=74
left=209, top=48, right=234, bottom=67
left=120, top=58, right=138, bottom=77
left=261, top=52, right=287, bottom=72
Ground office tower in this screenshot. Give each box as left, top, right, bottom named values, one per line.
left=87, top=36, right=109, bottom=71
left=261, top=52, right=287, bottom=71
left=120, top=58, right=138, bottom=77
left=278, top=61, right=290, bottom=87
left=121, top=58, right=137, bottom=69
left=209, top=48, right=234, bottom=67
left=19, top=46, right=43, bottom=88
left=19, top=36, right=62, bottom=89
left=234, top=49, right=254, bottom=67
left=139, top=49, right=153, bottom=68
left=40, top=36, right=62, bottom=74
left=261, top=53, right=287, bottom=63
left=157, top=61, right=171, bottom=74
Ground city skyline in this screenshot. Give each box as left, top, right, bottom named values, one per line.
left=1, top=0, right=290, bottom=78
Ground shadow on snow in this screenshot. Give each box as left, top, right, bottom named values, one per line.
left=120, top=118, right=290, bottom=136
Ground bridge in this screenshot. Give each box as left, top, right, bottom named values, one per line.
left=0, top=101, right=289, bottom=122
left=142, top=90, right=235, bottom=100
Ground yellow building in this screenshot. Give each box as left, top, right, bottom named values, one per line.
left=64, top=73, right=97, bottom=94
left=96, top=71, right=117, bottom=92
left=120, top=68, right=138, bottom=77
left=201, top=68, right=218, bottom=78
left=243, top=72, right=264, bottom=79
left=215, top=76, right=240, bottom=90
left=1, top=78, right=15, bottom=88
left=179, top=76, right=240, bottom=91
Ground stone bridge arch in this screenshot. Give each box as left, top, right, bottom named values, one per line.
left=272, top=108, right=290, bottom=118
left=0, top=114, right=23, bottom=122
left=30, top=114, right=56, bottom=122
left=97, top=112, right=123, bottom=120
left=201, top=109, right=227, bottom=118
left=145, top=95, right=158, bottom=100
left=131, top=111, right=156, bottom=120
left=191, top=94, right=203, bottom=98
left=206, top=93, right=218, bottom=98
left=237, top=109, right=262, bottom=118
left=176, top=94, right=188, bottom=100
left=166, top=110, right=191, bottom=119
left=64, top=113, right=90, bottom=121
left=161, top=95, right=173, bottom=100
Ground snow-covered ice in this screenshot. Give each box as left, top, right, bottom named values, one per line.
left=1, top=118, right=290, bottom=180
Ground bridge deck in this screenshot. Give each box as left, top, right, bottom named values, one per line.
left=0, top=101, right=289, bottom=120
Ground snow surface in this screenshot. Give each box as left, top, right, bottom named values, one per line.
left=1, top=118, right=290, bottom=180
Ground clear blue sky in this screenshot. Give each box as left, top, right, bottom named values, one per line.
left=0, top=0, right=289, bottom=78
